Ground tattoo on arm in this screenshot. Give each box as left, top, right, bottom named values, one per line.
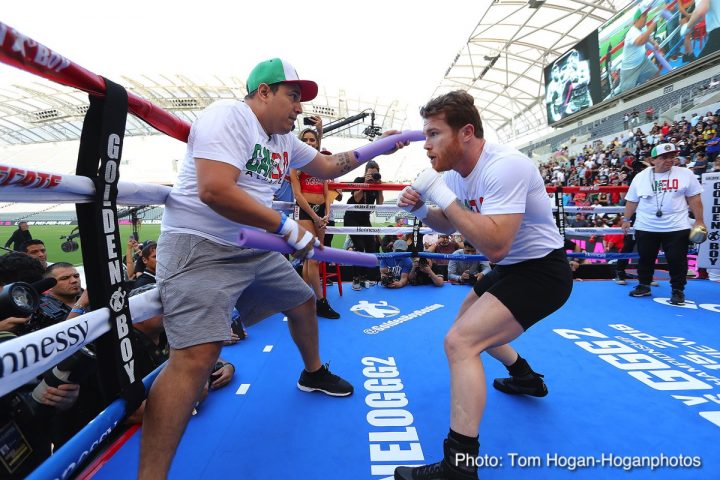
left=334, top=152, right=358, bottom=175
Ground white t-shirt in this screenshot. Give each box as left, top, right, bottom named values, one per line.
left=442, top=142, right=563, bottom=265
left=700, top=0, right=720, bottom=33
left=625, top=166, right=703, bottom=232
left=622, top=26, right=645, bottom=70
left=162, top=100, right=317, bottom=245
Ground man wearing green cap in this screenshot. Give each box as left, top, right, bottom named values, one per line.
left=139, top=58, right=404, bottom=479
left=617, top=8, right=662, bottom=95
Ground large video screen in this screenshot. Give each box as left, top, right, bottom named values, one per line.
left=544, top=32, right=602, bottom=125
left=598, top=0, right=720, bottom=102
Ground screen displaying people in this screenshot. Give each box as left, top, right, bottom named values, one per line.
left=598, top=0, right=720, bottom=101
left=544, top=34, right=600, bottom=124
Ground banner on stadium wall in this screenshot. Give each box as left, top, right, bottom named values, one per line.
left=697, top=173, right=720, bottom=269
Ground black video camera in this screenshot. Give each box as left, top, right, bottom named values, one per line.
left=418, top=257, right=429, bottom=268
left=380, top=274, right=394, bottom=287
left=20, top=297, right=73, bottom=335
left=371, top=172, right=381, bottom=182
left=0, top=278, right=68, bottom=336
left=60, top=227, right=80, bottom=253
left=0, top=282, right=39, bottom=321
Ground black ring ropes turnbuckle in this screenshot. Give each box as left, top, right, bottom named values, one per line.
left=75, top=77, right=145, bottom=416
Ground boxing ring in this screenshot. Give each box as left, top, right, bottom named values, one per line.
left=1, top=21, right=720, bottom=480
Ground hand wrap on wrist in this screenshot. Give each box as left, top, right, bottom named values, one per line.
left=412, top=169, right=457, bottom=211
left=397, top=186, right=429, bottom=219
left=278, top=215, right=317, bottom=258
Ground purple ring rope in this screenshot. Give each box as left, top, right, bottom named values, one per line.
left=238, top=228, right=378, bottom=267
left=354, top=130, right=426, bottom=163
left=647, top=42, right=671, bottom=72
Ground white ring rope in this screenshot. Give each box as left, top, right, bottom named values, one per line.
left=0, top=289, right=162, bottom=397
left=0, top=163, right=171, bottom=205
left=555, top=206, right=623, bottom=213
left=325, top=226, right=434, bottom=235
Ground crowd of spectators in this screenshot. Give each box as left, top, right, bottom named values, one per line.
left=540, top=109, right=720, bottom=206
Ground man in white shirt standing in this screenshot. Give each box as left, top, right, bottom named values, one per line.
left=395, top=91, right=573, bottom=480
left=139, top=58, right=403, bottom=479
left=622, top=143, right=705, bottom=305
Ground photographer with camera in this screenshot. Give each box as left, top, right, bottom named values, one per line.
left=0, top=252, right=46, bottom=332
left=447, top=242, right=491, bottom=286
left=409, top=255, right=445, bottom=287
left=344, top=160, right=384, bottom=290
left=378, top=240, right=413, bottom=289
left=0, top=252, right=86, bottom=477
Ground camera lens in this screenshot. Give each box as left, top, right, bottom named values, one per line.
left=372, top=173, right=381, bottom=181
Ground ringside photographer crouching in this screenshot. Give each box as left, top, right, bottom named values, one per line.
left=378, top=240, right=413, bottom=288
left=447, top=242, right=492, bottom=286
left=409, top=255, right=445, bottom=287
left=0, top=252, right=88, bottom=478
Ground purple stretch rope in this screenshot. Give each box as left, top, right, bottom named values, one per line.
left=354, top=130, right=425, bottom=163
left=238, top=228, right=378, bottom=267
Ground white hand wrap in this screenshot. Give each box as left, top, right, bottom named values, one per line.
left=279, top=216, right=317, bottom=258
left=412, top=168, right=457, bottom=211
left=680, top=23, right=688, bottom=38
left=397, top=186, right=429, bottom=219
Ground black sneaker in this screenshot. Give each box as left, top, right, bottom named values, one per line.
left=297, top=363, right=353, bottom=397
left=629, top=285, right=651, bottom=297
left=395, top=438, right=478, bottom=480
left=316, top=298, right=340, bottom=319
left=493, top=372, right=548, bottom=397
left=395, top=461, right=475, bottom=480
left=670, top=289, right=685, bottom=305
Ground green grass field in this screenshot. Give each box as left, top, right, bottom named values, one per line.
left=2, top=224, right=353, bottom=265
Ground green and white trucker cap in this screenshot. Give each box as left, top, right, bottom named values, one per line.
left=246, top=58, right=318, bottom=101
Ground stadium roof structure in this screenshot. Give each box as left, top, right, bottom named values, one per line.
left=0, top=75, right=409, bottom=147
left=434, top=0, right=622, bottom=143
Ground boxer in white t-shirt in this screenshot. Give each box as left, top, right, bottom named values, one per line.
left=394, top=91, right=573, bottom=480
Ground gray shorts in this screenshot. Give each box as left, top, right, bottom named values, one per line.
left=619, top=58, right=658, bottom=92
left=156, top=232, right=314, bottom=349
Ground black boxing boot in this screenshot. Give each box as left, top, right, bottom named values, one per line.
left=493, top=355, right=548, bottom=397
left=395, top=431, right=478, bottom=480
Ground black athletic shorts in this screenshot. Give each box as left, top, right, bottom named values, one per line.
left=297, top=203, right=326, bottom=222
left=473, top=248, right=573, bottom=330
